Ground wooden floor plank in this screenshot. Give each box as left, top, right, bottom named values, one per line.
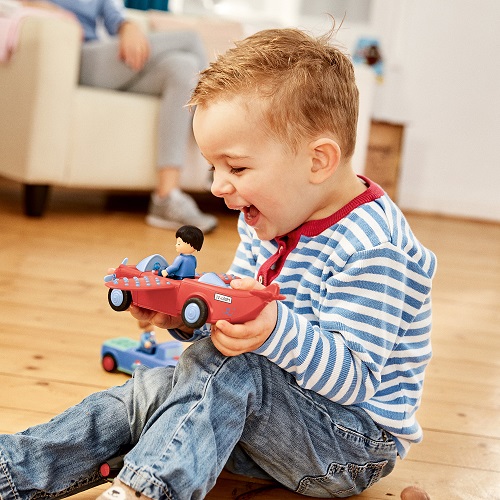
left=1, top=373, right=105, bottom=415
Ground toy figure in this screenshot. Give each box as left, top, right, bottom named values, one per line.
left=137, top=319, right=156, bottom=353
left=138, top=330, right=157, bottom=355
left=159, top=225, right=204, bottom=279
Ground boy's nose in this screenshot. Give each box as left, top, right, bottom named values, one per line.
left=211, top=171, right=234, bottom=198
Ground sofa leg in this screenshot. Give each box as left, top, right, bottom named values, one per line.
left=24, top=184, right=50, bottom=217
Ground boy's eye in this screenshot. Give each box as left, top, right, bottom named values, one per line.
left=229, top=167, right=246, bottom=174
left=207, top=164, right=245, bottom=174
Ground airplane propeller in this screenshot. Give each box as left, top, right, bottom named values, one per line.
left=103, top=258, right=128, bottom=282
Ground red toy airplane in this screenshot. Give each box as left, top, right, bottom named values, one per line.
left=105, top=254, right=284, bottom=329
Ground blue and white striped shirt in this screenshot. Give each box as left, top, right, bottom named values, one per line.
left=228, top=178, right=436, bottom=458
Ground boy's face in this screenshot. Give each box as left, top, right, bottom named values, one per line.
left=176, top=238, right=194, bottom=254
left=193, top=96, right=319, bottom=241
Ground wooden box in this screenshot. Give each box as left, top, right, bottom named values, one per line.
left=364, top=120, right=405, bottom=201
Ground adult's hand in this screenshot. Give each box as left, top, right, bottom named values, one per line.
left=118, top=21, right=150, bottom=71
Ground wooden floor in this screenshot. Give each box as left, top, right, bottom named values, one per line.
left=0, top=178, right=499, bottom=500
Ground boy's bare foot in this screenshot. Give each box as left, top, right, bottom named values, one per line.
left=401, top=485, right=431, bottom=500
left=97, top=479, right=152, bottom=500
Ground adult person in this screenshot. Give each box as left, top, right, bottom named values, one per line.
left=22, top=0, right=217, bottom=232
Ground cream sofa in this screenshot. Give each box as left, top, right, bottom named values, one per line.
left=0, top=9, right=244, bottom=215
left=0, top=8, right=374, bottom=216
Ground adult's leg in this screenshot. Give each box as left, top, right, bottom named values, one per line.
left=117, top=339, right=397, bottom=499
left=79, top=31, right=206, bottom=89
left=79, top=31, right=206, bottom=168
left=80, top=31, right=217, bottom=233
left=79, top=39, right=134, bottom=90
left=122, top=32, right=217, bottom=231
left=0, top=366, right=175, bottom=500
left=124, top=31, right=206, bottom=168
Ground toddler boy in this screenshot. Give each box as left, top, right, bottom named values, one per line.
left=0, top=27, right=435, bottom=500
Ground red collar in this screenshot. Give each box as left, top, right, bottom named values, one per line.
left=257, top=176, right=384, bottom=285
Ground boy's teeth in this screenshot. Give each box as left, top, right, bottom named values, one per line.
left=246, top=205, right=259, bottom=218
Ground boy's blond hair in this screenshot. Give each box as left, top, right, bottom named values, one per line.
left=189, top=27, right=359, bottom=160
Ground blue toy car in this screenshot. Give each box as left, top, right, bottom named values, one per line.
left=101, top=337, right=183, bottom=375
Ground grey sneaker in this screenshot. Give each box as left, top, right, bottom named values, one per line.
left=146, top=189, right=218, bottom=233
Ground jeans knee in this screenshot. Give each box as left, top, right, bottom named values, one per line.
left=176, top=340, right=261, bottom=386
left=178, top=338, right=221, bottom=369
left=116, top=366, right=175, bottom=439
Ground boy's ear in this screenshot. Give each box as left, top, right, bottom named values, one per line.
left=309, top=138, right=341, bottom=184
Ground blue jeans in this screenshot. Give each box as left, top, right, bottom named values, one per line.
left=0, top=339, right=396, bottom=499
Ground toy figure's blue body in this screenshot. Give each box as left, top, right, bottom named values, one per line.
left=138, top=331, right=157, bottom=354
left=161, top=254, right=197, bottom=279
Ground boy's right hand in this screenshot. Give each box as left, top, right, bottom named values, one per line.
left=128, top=304, right=190, bottom=332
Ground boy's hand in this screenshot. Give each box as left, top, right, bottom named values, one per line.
left=211, top=277, right=278, bottom=356
left=128, top=304, right=186, bottom=331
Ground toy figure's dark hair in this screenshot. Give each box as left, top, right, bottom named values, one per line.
left=176, top=225, right=204, bottom=251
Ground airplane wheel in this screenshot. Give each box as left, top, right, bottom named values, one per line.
left=181, top=298, right=208, bottom=329
left=108, top=289, right=132, bottom=312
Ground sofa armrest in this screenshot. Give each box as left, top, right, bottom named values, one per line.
left=0, top=14, right=81, bottom=183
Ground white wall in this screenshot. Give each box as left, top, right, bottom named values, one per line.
left=298, top=0, right=500, bottom=222
left=386, top=0, right=500, bottom=221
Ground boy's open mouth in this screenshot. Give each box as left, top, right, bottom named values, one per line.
left=242, top=205, right=260, bottom=226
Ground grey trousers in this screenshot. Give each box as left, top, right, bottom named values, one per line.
left=80, top=30, right=208, bottom=169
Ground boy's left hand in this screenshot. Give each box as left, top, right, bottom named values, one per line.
left=211, top=277, right=278, bottom=356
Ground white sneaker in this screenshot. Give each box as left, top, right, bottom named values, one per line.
left=97, top=480, right=150, bottom=500
left=98, top=485, right=128, bottom=500
left=146, top=189, right=217, bottom=234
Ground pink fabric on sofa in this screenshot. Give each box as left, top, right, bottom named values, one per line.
left=0, top=5, right=79, bottom=62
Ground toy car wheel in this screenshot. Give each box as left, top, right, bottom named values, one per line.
left=181, top=298, right=208, bottom=329
left=102, top=354, right=117, bottom=372
left=108, top=289, right=132, bottom=312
